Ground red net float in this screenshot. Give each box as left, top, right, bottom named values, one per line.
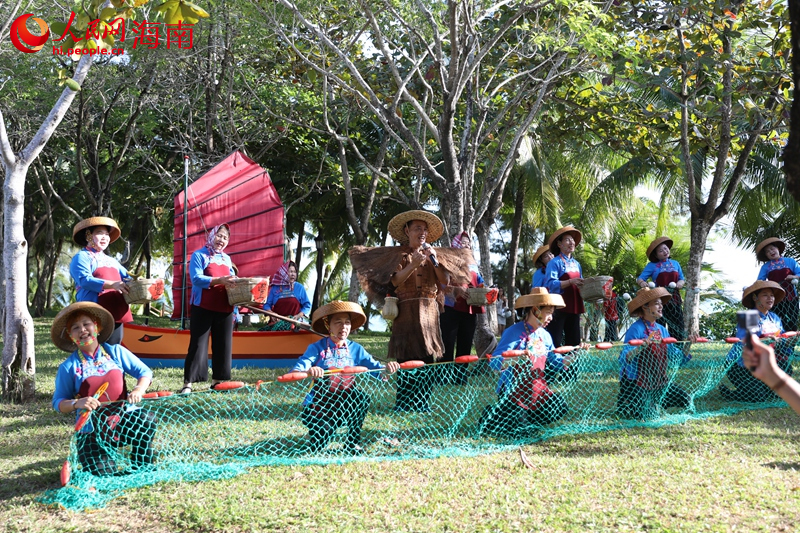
left=455, top=355, right=480, bottom=364
left=342, top=366, right=368, bottom=374
left=60, top=461, right=70, bottom=487
left=782, top=331, right=798, bottom=338
left=501, top=350, right=526, bottom=358
left=277, top=372, right=309, bottom=383
left=725, top=337, right=740, bottom=344
left=143, top=392, right=160, bottom=399
left=554, top=346, right=576, bottom=354
left=399, top=360, right=426, bottom=369
left=695, top=337, right=709, bottom=343
left=255, top=380, right=264, bottom=391
left=212, top=381, right=245, bottom=390
left=663, top=337, right=678, bottom=344
left=594, top=342, right=613, bottom=350
left=628, top=339, right=644, bottom=346
left=157, top=390, right=173, bottom=397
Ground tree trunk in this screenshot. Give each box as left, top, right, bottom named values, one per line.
left=0, top=53, right=92, bottom=401
left=683, top=217, right=711, bottom=337
left=474, top=219, right=496, bottom=356
left=2, top=164, right=35, bottom=401
left=785, top=0, right=800, bottom=201
left=506, top=174, right=526, bottom=314
left=31, top=209, right=56, bottom=317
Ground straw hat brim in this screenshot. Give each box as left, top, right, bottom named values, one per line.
left=627, top=287, right=671, bottom=316
left=532, top=245, right=551, bottom=268
left=515, top=292, right=565, bottom=310
left=73, top=217, right=121, bottom=246
left=387, top=210, right=444, bottom=244
left=742, top=280, right=785, bottom=309
left=548, top=227, right=582, bottom=255
left=312, top=301, right=367, bottom=333
left=646, top=237, right=673, bottom=263
left=755, top=237, right=786, bottom=262
left=51, top=302, right=115, bottom=352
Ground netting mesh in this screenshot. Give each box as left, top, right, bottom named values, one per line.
left=39, top=336, right=798, bottom=511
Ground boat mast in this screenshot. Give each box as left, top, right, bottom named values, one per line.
left=180, top=155, right=189, bottom=330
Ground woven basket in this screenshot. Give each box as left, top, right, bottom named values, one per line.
left=226, top=277, right=270, bottom=306
left=124, top=278, right=165, bottom=304
left=579, top=276, right=614, bottom=303
left=466, top=287, right=496, bottom=307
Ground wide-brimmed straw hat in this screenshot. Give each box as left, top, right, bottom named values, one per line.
left=646, top=236, right=673, bottom=263
left=548, top=226, right=582, bottom=255
left=387, top=210, right=444, bottom=245
left=51, top=302, right=115, bottom=352
left=514, top=287, right=565, bottom=310
left=532, top=245, right=552, bottom=268
left=742, top=280, right=785, bottom=309
left=627, top=287, right=671, bottom=317
left=311, top=300, right=367, bottom=333
left=73, top=217, right=121, bottom=247
left=755, top=237, right=786, bottom=262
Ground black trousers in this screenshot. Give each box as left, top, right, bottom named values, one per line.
left=723, top=361, right=793, bottom=402
left=617, top=376, right=690, bottom=419
left=76, top=406, right=157, bottom=476
left=658, top=301, right=685, bottom=341
left=394, top=367, right=436, bottom=412
left=440, top=306, right=477, bottom=384
left=301, top=387, right=370, bottom=452
left=774, top=298, right=799, bottom=333
left=546, top=309, right=581, bottom=347
left=479, top=393, right=567, bottom=438
left=106, top=323, right=124, bottom=345
left=184, top=305, right=234, bottom=383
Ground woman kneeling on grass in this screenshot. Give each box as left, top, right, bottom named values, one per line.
left=52, top=302, right=155, bottom=476
left=480, top=288, right=570, bottom=439
left=291, top=301, right=400, bottom=454
left=617, top=288, right=692, bottom=419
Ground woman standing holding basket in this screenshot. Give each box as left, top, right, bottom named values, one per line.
left=69, top=217, right=131, bottom=345
left=544, top=226, right=585, bottom=348
left=181, top=224, right=237, bottom=394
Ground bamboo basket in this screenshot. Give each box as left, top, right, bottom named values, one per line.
left=466, top=287, right=498, bottom=307
left=381, top=296, right=399, bottom=321
left=124, top=278, right=165, bottom=304
left=226, top=277, right=270, bottom=306
left=579, top=276, right=614, bottom=302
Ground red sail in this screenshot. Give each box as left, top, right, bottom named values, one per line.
left=172, top=151, right=285, bottom=319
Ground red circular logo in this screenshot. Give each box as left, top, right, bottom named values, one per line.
left=10, top=14, right=50, bottom=54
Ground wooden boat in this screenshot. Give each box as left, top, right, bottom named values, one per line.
left=122, top=322, right=318, bottom=369
left=123, top=151, right=318, bottom=369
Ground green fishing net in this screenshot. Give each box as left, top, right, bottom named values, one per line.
left=39, top=334, right=797, bottom=511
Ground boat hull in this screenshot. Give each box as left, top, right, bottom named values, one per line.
left=122, top=322, right=317, bottom=368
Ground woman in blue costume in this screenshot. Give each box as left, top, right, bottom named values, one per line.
left=52, top=302, right=154, bottom=476
left=181, top=224, right=237, bottom=394
left=544, top=226, right=584, bottom=347
left=636, top=236, right=686, bottom=340
left=261, top=260, right=311, bottom=331
left=479, top=288, right=569, bottom=438
left=720, top=280, right=795, bottom=402
left=291, top=301, right=399, bottom=454
left=755, top=237, right=800, bottom=332
left=69, top=216, right=131, bottom=345
left=617, top=288, right=692, bottom=419
left=531, top=245, right=553, bottom=289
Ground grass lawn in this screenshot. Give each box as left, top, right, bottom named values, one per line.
left=2, top=318, right=800, bottom=532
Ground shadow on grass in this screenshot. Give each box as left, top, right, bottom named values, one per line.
left=763, top=460, right=800, bottom=471
left=0, top=458, right=63, bottom=501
